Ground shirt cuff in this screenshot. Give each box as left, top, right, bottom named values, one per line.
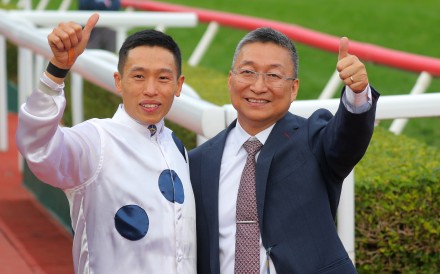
left=342, top=85, right=373, bottom=114
left=39, top=72, right=65, bottom=96
left=23, top=73, right=65, bottom=116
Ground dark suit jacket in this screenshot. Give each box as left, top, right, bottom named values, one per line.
left=189, top=88, right=380, bottom=274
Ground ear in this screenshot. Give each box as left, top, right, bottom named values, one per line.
left=114, top=72, right=122, bottom=95
left=175, top=75, right=185, bottom=97
left=290, top=79, right=299, bottom=102
left=227, top=71, right=233, bottom=91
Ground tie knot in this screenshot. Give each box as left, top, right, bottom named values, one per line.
left=148, top=124, right=157, bottom=137
left=243, top=138, right=263, bottom=156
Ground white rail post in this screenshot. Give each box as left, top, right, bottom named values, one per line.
left=0, top=35, right=7, bottom=151
left=34, top=55, right=46, bottom=82
left=389, top=71, right=432, bottom=135
left=155, top=24, right=167, bottom=33
left=188, top=21, right=219, bottom=67
left=115, top=27, right=127, bottom=53
left=319, top=70, right=342, bottom=100
left=18, top=48, right=34, bottom=110
left=17, top=0, right=32, bottom=10
left=17, top=47, right=34, bottom=173
left=338, top=170, right=355, bottom=264
left=36, top=0, right=49, bottom=10
left=71, top=73, right=84, bottom=125
left=59, top=0, right=72, bottom=11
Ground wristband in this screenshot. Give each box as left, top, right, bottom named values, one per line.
left=46, top=62, right=70, bottom=78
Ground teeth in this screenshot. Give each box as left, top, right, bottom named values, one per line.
left=141, top=104, right=157, bottom=108
left=248, top=98, right=266, bottom=103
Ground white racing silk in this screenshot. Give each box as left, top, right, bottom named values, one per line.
left=16, top=77, right=196, bottom=274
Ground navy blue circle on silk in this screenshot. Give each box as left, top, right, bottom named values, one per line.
left=114, top=205, right=149, bottom=241
left=159, top=169, right=185, bottom=204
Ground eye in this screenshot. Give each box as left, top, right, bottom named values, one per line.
left=239, top=69, right=256, bottom=76
left=158, top=75, right=172, bottom=82
left=266, top=73, right=282, bottom=80
left=133, top=74, right=144, bottom=79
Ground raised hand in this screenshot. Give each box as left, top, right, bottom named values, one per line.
left=336, top=37, right=369, bottom=93
left=47, top=13, right=100, bottom=70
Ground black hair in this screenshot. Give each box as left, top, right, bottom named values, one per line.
left=117, top=29, right=182, bottom=76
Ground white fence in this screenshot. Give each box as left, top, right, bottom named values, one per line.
left=1, top=9, right=440, bottom=263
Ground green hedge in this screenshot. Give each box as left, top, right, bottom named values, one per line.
left=355, top=126, right=440, bottom=272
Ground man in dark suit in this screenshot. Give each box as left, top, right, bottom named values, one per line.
left=189, top=27, right=379, bottom=273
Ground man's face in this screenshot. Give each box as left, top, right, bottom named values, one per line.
left=228, top=42, right=299, bottom=135
left=114, top=46, right=184, bottom=125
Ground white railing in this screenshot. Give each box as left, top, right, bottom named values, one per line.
left=188, top=21, right=220, bottom=67
left=319, top=70, right=433, bottom=137
left=6, top=10, right=198, bottom=53
left=2, top=9, right=440, bottom=264
left=0, top=9, right=202, bottom=151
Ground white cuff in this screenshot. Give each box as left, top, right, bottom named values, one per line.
left=39, top=72, right=65, bottom=96
left=343, top=85, right=372, bottom=114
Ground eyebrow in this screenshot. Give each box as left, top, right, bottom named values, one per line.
left=238, top=60, right=285, bottom=70
left=129, top=66, right=174, bottom=74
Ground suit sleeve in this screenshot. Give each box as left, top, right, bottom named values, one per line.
left=310, top=86, right=380, bottom=182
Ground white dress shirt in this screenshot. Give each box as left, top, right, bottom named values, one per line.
left=16, top=74, right=197, bottom=274
left=218, top=86, right=372, bottom=273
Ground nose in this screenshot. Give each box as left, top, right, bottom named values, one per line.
left=251, top=74, right=268, bottom=93
left=143, top=80, right=158, bottom=96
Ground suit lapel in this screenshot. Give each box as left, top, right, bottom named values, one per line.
left=256, top=114, right=300, bottom=231
left=200, top=137, right=223, bottom=224
left=200, top=122, right=236, bottom=273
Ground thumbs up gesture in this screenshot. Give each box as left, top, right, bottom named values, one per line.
left=47, top=13, right=100, bottom=71
left=337, top=37, right=369, bottom=93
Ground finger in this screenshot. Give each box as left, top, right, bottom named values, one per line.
left=341, top=75, right=353, bottom=86
left=49, top=26, right=75, bottom=51
left=345, top=72, right=369, bottom=93
left=56, top=23, right=82, bottom=50
left=67, top=48, right=75, bottom=66
left=82, top=13, right=100, bottom=42
left=65, top=14, right=99, bottom=66
left=60, top=23, right=82, bottom=49
left=348, top=80, right=368, bottom=93
left=68, top=23, right=84, bottom=47
left=48, top=31, right=66, bottom=51
left=338, top=37, right=349, bottom=61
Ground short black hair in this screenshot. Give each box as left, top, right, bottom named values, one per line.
left=117, top=29, right=182, bottom=77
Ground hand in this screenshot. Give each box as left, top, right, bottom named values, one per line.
left=47, top=13, right=100, bottom=70
left=336, top=37, right=369, bottom=93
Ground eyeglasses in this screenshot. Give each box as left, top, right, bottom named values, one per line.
left=231, top=69, right=296, bottom=88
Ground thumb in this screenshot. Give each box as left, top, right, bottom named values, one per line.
left=65, top=13, right=99, bottom=67
left=338, top=37, right=349, bottom=61
left=82, top=13, right=100, bottom=42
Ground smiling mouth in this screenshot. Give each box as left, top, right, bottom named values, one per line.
left=246, top=98, right=268, bottom=103
left=140, top=103, right=159, bottom=109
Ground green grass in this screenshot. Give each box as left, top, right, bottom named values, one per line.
left=2, top=0, right=440, bottom=147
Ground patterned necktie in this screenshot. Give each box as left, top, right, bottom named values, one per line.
left=234, top=138, right=263, bottom=274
